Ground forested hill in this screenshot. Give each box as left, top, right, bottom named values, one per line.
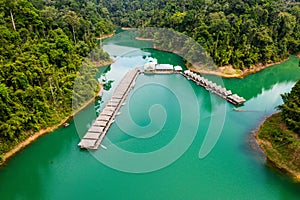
left=279, top=80, right=300, bottom=133
left=0, top=0, right=114, bottom=158
left=0, top=0, right=299, bottom=160
left=103, top=0, right=300, bottom=68
left=257, top=81, right=300, bottom=178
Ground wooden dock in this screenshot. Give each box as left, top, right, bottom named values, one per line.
left=142, top=61, right=245, bottom=104
left=79, top=67, right=245, bottom=150
left=78, top=68, right=140, bottom=149
left=181, top=70, right=246, bottom=105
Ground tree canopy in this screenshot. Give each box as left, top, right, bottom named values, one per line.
left=101, top=0, right=300, bottom=69
left=0, top=0, right=299, bottom=160
left=0, top=0, right=113, bottom=157
left=278, top=80, right=300, bottom=134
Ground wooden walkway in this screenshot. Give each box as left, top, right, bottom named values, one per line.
left=143, top=68, right=246, bottom=105
left=181, top=70, right=246, bottom=105
left=78, top=67, right=245, bottom=150
left=78, top=68, right=140, bottom=149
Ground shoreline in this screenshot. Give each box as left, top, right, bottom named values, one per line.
left=2, top=31, right=298, bottom=167
left=96, top=31, right=116, bottom=40
left=255, top=136, right=300, bottom=182
left=121, top=27, right=136, bottom=31
left=189, top=58, right=290, bottom=79
left=93, top=59, right=114, bottom=67
left=0, top=85, right=103, bottom=167
left=0, top=33, right=115, bottom=167
left=135, top=37, right=153, bottom=41
left=254, top=113, right=300, bottom=182
left=136, top=37, right=292, bottom=78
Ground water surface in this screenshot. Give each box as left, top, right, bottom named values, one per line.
left=0, top=31, right=300, bottom=200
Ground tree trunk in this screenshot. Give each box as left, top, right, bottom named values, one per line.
left=10, top=10, right=16, bottom=31
left=72, top=26, right=76, bottom=44
left=49, top=77, right=56, bottom=103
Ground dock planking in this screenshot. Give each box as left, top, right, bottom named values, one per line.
left=78, top=66, right=245, bottom=150
left=78, top=68, right=141, bottom=149
left=181, top=70, right=246, bottom=105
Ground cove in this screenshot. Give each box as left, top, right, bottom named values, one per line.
left=0, top=30, right=300, bottom=199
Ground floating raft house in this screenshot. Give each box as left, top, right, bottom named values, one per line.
left=78, top=65, right=246, bottom=150
left=183, top=70, right=246, bottom=105
left=78, top=68, right=140, bottom=149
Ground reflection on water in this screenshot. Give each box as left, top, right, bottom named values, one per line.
left=223, top=56, right=300, bottom=100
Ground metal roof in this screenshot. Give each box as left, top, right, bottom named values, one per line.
left=83, top=132, right=102, bottom=140
left=88, top=126, right=104, bottom=133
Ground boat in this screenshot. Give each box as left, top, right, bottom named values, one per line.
left=63, top=123, right=70, bottom=127
left=232, top=108, right=247, bottom=112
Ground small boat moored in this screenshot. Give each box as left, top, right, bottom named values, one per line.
left=63, top=123, right=70, bottom=127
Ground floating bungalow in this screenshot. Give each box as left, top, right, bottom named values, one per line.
left=78, top=68, right=141, bottom=149
left=183, top=70, right=245, bottom=105
left=143, top=61, right=183, bottom=73
left=79, top=64, right=246, bottom=150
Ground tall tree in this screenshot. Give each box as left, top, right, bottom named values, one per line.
left=278, top=80, right=300, bottom=134
left=63, top=11, right=81, bottom=44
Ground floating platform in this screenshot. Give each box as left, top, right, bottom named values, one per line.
left=182, top=70, right=246, bottom=105
left=78, top=68, right=140, bottom=149
left=79, top=66, right=245, bottom=150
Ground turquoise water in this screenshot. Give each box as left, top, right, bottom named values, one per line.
left=0, top=31, right=300, bottom=199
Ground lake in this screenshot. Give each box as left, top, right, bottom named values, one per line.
left=0, top=30, right=300, bottom=200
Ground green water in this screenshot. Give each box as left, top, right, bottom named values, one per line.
left=0, top=31, right=300, bottom=199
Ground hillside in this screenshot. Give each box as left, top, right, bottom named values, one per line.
left=257, top=80, right=300, bottom=181
left=0, top=0, right=114, bottom=161
left=103, top=0, right=300, bottom=69
left=0, top=0, right=299, bottom=164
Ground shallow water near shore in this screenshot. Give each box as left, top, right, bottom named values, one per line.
left=0, top=31, right=300, bottom=199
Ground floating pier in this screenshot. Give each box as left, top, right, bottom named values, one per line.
left=78, top=68, right=140, bottom=149
left=78, top=65, right=245, bottom=150
left=143, top=61, right=245, bottom=105
left=182, top=70, right=246, bottom=105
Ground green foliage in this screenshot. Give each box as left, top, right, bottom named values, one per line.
left=102, top=0, right=300, bottom=68
left=88, top=46, right=111, bottom=64
left=72, top=59, right=99, bottom=111
left=0, top=0, right=113, bottom=156
left=1, top=0, right=299, bottom=158
left=278, top=80, right=300, bottom=134
left=258, top=113, right=300, bottom=173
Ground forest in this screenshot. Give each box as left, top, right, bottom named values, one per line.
left=102, top=0, right=300, bottom=68
left=0, top=0, right=114, bottom=159
left=279, top=80, right=300, bottom=134
left=0, top=0, right=299, bottom=160
left=257, top=81, right=300, bottom=176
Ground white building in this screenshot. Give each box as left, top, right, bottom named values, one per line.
left=174, top=65, right=183, bottom=71
left=144, top=62, right=156, bottom=71
left=156, top=64, right=174, bottom=71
